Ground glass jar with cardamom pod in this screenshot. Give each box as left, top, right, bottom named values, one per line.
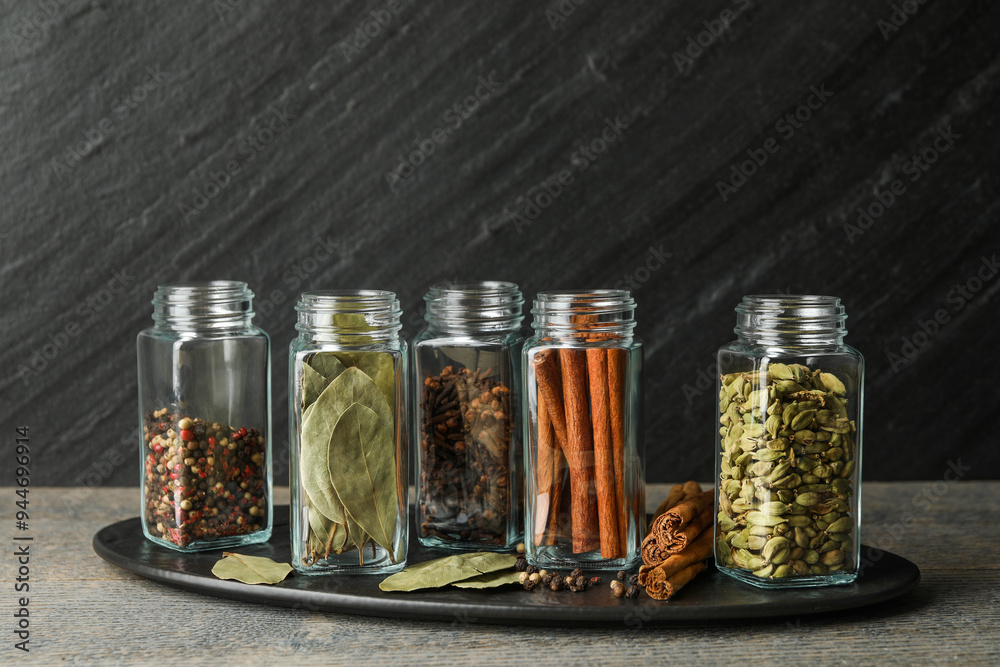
left=289, top=290, right=408, bottom=575
left=715, top=295, right=864, bottom=588
left=412, top=281, right=526, bottom=551
left=137, top=281, right=273, bottom=552
left=523, top=290, right=644, bottom=571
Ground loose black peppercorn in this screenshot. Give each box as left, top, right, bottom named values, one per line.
left=626, top=585, right=640, bottom=599
left=523, top=577, right=539, bottom=592
left=514, top=557, right=528, bottom=572
left=569, top=568, right=583, bottom=579
left=541, top=573, right=553, bottom=586
left=525, top=564, right=540, bottom=575
left=616, top=570, right=627, bottom=581
left=629, top=574, right=640, bottom=586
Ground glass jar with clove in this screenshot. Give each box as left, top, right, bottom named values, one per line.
left=523, top=290, right=644, bottom=571
left=412, top=281, right=526, bottom=550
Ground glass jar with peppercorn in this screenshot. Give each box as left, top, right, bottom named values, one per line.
left=137, top=281, right=272, bottom=552
left=523, top=290, right=644, bottom=571
left=715, top=295, right=864, bottom=588
left=412, top=281, right=526, bottom=551
left=289, top=290, right=408, bottom=575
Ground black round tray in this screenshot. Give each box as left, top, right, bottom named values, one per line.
left=94, top=506, right=919, bottom=626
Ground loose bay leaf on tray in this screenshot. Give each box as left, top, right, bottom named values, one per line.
left=452, top=570, right=522, bottom=589
left=327, top=402, right=397, bottom=555
left=211, top=553, right=292, bottom=585
left=379, top=553, right=518, bottom=592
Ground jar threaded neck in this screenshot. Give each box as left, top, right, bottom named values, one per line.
left=295, top=290, right=401, bottom=342
left=735, top=295, right=847, bottom=347
left=424, top=281, right=523, bottom=334
left=531, top=289, right=636, bottom=339
left=152, top=281, right=255, bottom=331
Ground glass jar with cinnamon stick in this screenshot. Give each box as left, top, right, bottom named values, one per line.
left=715, top=295, right=864, bottom=588
left=412, top=281, right=526, bottom=550
left=523, top=290, right=644, bottom=570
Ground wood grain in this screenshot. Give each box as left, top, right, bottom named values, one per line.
left=0, top=484, right=997, bottom=664
left=1, top=0, right=999, bottom=487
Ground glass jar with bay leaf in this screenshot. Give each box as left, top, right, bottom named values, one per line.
left=289, top=290, right=408, bottom=575
left=412, top=281, right=526, bottom=550
left=715, top=295, right=864, bottom=589
left=137, top=281, right=272, bottom=552
left=523, top=290, right=644, bottom=571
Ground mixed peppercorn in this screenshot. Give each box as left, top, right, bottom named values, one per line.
left=143, top=408, right=267, bottom=547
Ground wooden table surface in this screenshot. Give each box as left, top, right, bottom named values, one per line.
left=2, top=482, right=997, bottom=665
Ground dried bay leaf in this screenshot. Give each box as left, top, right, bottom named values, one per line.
left=327, top=402, right=397, bottom=556
left=308, top=504, right=347, bottom=555
left=307, top=353, right=348, bottom=382
left=379, top=553, right=517, bottom=592
left=211, top=553, right=292, bottom=585
left=300, top=368, right=392, bottom=525
left=348, top=352, right=396, bottom=412
left=452, top=570, right=522, bottom=589
left=302, top=363, right=332, bottom=411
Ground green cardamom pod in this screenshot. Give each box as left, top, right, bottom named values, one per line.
left=787, top=515, right=812, bottom=527
left=826, top=516, right=853, bottom=533
left=753, top=564, right=775, bottom=578
left=820, top=549, right=846, bottom=566
left=747, top=511, right=787, bottom=527
left=818, top=372, right=847, bottom=395
left=810, top=563, right=829, bottom=575
left=766, top=436, right=791, bottom=451
left=767, top=462, right=791, bottom=483
left=718, top=513, right=736, bottom=533
left=768, top=363, right=794, bottom=380
left=793, top=429, right=817, bottom=445
left=758, top=501, right=790, bottom=516
left=772, top=563, right=793, bottom=578
left=753, top=448, right=785, bottom=462
left=794, top=527, right=810, bottom=549
left=792, top=559, right=810, bottom=575
left=803, top=549, right=820, bottom=565
left=790, top=410, right=816, bottom=431
left=762, top=536, right=790, bottom=561
left=771, top=473, right=802, bottom=489
left=840, top=460, right=856, bottom=478
left=795, top=492, right=821, bottom=506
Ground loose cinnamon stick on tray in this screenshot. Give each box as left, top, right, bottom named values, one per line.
left=654, top=490, right=714, bottom=536
left=652, top=505, right=713, bottom=557
left=652, top=483, right=686, bottom=521
left=586, top=348, right=621, bottom=559
left=645, top=525, right=714, bottom=587
left=645, top=561, right=708, bottom=601
left=558, top=348, right=600, bottom=553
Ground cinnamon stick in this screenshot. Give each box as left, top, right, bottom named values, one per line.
left=652, top=504, right=713, bottom=557
left=652, top=483, right=685, bottom=522
left=533, top=390, right=554, bottom=546
left=680, top=480, right=702, bottom=501
left=558, top=348, right=600, bottom=553
left=645, top=561, right=708, bottom=601
left=646, top=525, right=714, bottom=584
left=607, top=347, right=628, bottom=549
left=532, top=350, right=569, bottom=545
left=586, top=348, right=621, bottom=559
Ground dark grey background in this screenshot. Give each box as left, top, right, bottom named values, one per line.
left=2, top=0, right=998, bottom=487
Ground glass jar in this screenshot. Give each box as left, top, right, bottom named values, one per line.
left=289, top=290, right=407, bottom=575
left=137, top=281, right=272, bottom=552
left=412, top=281, right=525, bottom=550
left=522, top=290, right=644, bottom=571
left=715, top=295, right=864, bottom=588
